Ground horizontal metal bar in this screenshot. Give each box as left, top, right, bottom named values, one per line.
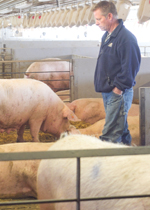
left=0, top=198, right=77, bottom=206
left=40, top=80, right=70, bottom=82
left=1, top=194, right=150, bottom=206
left=0, top=59, right=71, bottom=63
left=1, top=146, right=150, bottom=161
left=81, top=194, right=150, bottom=200
left=0, top=77, right=70, bottom=82
left=56, top=94, right=70, bottom=96
left=0, top=71, right=70, bottom=74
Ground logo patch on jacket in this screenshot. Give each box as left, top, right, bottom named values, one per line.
left=108, top=43, right=113, bottom=47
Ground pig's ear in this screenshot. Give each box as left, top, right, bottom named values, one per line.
left=66, top=103, right=76, bottom=112
left=24, top=72, right=30, bottom=78
left=63, top=107, right=80, bottom=122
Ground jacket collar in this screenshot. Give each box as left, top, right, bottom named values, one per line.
left=102, top=19, right=124, bottom=45
left=111, top=19, right=124, bottom=37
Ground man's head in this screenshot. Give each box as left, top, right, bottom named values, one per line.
left=93, top=1, right=118, bottom=33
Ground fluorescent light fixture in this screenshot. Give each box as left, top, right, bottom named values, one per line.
left=15, top=1, right=32, bottom=9
left=0, top=8, right=12, bottom=14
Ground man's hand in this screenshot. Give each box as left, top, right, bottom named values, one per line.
left=113, top=87, right=123, bottom=95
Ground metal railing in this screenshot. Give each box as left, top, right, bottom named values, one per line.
left=0, top=146, right=150, bottom=209
left=140, top=46, right=150, bottom=57
left=0, top=58, right=73, bottom=102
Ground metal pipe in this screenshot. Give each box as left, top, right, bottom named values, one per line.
left=1, top=194, right=150, bottom=206
left=1, top=146, right=150, bottom=161
left=0, top=0, right=25, bottom=7
left=76, top=157, right=81, bottom=210
left=56, top=0, right=60, bottom=7
left=0, top=0, right=26, bottom=10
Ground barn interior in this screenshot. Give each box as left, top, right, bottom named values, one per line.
left=0, top=0, right=150, bottom=209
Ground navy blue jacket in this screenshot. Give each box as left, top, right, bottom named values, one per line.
left=94, top=19, right=141, bottom=92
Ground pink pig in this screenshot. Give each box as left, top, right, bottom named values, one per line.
left=67, top=98, right=139, bottom=124
left=0, top=142, right=54, bottom=199
left=0, top=78, right=79, bottom=142
left=24, top=58, right=71, bottom=92
left=37, top=134, right=150, bottom=210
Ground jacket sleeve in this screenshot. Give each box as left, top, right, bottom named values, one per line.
left=113, top=40, right=141, bottom=91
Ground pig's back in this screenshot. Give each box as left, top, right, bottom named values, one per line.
left=0, top=79, right=57, bottom=127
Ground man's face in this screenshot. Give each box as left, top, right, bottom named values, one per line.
left=94, top=9, right=111, bottom=32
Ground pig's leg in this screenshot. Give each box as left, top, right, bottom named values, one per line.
left=29, top=120, right=42, bottom=142
left=17, top=124, right=25, bottom=142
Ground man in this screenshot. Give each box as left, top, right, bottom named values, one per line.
left=93, top=1, right=141, bottom=145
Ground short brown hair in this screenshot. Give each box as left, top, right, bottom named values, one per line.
left=92, top=1, right=118, bottom=18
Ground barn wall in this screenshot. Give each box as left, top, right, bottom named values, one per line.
left=0, top=40, right=100, bottom=60
left=0, top=40, right=100, bottom=82
left=73, top=57, right=100, bottom=100
left=0, top=40, right=150, bottom=101
left=134, top=57, right=150, bottom=99
left=73, top=56, right=150, bottom=100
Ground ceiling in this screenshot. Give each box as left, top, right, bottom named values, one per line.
left=0, top=0, right=94, bottom=17
left=0, top=0, right=140, bottom=18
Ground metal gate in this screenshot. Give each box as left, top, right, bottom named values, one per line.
left=0, top=146, right=150, bottom=209
left=0, top=45, right=13, bottom=79
left=0, top=57, right=73, bottom=102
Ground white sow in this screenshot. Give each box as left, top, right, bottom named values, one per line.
left=0, top=78, right=79, bottom=142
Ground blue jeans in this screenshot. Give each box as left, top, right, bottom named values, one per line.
left=100, top=88, right=133, bottom=145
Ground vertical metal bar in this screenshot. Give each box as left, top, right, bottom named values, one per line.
left=139, top=87, right=145, bottom=145
left=19, top=62, right=20, bottom=78
left=11, top=48, right=13, bottom=78
left=2, top=44, right=6, bottom=77
left=2, top=60, right=4, bottom=76
left=142, top=88, right=150, bottom=145
left=144, top=47, right=146, bottom=56
left=69, top=59, right=71, bottom=102
left=70, top=58, right=74, bottom=102
left=76, top=157, right=80, bottom=210
left=56, top=0, right=60, bottom=7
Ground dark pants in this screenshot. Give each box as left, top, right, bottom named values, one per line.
left=100, top=87, right=133, bottom=145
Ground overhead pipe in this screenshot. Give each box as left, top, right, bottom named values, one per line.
left=0, top=8, right=13, bottom=14
left=0, top=0, right=26, bottom=10
left=15, top=1, right=33, bottom=9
